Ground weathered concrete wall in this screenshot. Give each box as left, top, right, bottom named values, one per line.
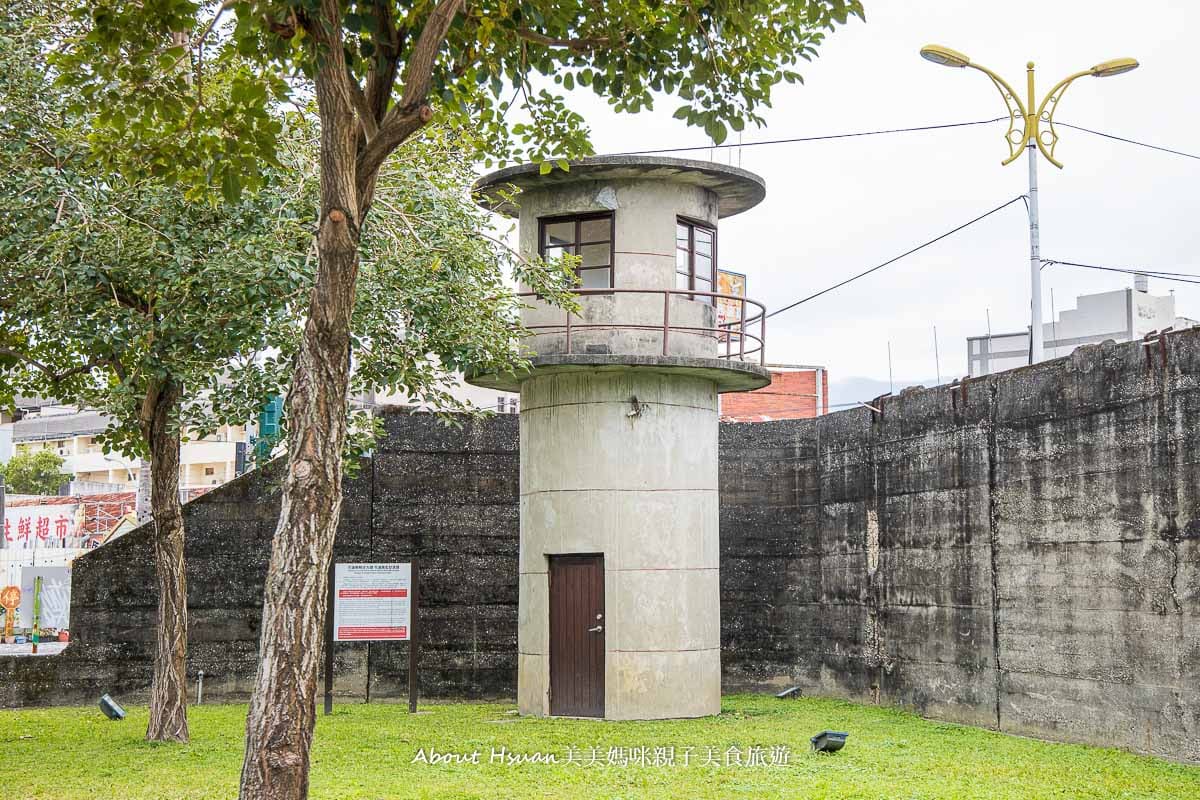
left=720, top=329, right=1200, bottom=763
left=0, top=409, right=522, bottom=707
left=1, top=330, right=1196, bottom=762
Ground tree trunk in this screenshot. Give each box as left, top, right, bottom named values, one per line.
left=145, top=379, right=189, bottom=742
left=239, top=6, right=360, bottom=795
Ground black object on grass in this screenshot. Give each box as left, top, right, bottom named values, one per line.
left=775, top=686, right=802, bottom=699
left=99, top=694, right=126, bottom=721
left=810, top=730, right=849, bottom=753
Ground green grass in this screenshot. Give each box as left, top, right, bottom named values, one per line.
left=1, top=695, right=1196, bottom=799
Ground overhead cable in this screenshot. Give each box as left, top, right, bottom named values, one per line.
left=1054, top=122, right=1200, bottom=163
left=765, top=196, right=1027, bottom=320
left=618, top=117, right=1008, bottom=156
left=1043, top=259, right=1200, bottom=285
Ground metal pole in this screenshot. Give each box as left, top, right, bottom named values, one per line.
left=324, top=560, right=335, bottom=716
left=408, top=560, right=419, bottom=714
left=1027, top=143, right=1044, bottom=364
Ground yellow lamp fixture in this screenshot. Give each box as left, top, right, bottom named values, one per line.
left=919, top=44, right=1138, bottom=168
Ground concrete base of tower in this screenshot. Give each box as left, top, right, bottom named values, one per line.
left=514, top=367, right=727, bottom=720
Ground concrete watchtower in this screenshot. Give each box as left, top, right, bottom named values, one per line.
left=470, top=156, right=771, bottom=720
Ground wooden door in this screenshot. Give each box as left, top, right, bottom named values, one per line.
left=549, top=555, right=605, bottom=717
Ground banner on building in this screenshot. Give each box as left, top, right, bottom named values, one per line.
left=333, top=563, right=411, bottom=641
left=717, top=269, right=747, bottom=341
left=3, top=503, right=83, bottom=549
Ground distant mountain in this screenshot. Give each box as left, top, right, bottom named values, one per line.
left=827, top=376, right=938, bottom=411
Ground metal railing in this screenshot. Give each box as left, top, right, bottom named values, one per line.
left=517, top=288, right=767, bottom=365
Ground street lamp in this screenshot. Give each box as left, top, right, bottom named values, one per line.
left=919, top=45, right=1138, bottom=364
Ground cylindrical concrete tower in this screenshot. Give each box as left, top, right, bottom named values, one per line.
left=470, top=156, right=770, bottom=720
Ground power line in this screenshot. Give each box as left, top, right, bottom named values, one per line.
left=766, top=196, right=1027, bottom=320
left=1054, top=122, right=1200, bottom=163
left=619, top=117, right=1008, bottom=156
left=1043, top=259, right=1200, bottom=285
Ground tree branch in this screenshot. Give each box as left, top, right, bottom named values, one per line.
left=515, top=27, right=612, bottom=52
left=356, top=0, right=464, bottom=204
left=0, top=347, right=105, bottom=385
left=347, top=77, right=380, bottom=140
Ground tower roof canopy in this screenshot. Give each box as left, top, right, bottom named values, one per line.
left=474, top=155, right=766, bottom=219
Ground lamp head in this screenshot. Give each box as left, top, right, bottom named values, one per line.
left=920, top=44, right=971, bottom=68
left=1090, top=57, right=1139, bottom=77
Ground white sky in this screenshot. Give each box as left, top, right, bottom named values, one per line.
left=503, top=1, right=1200, bottom=402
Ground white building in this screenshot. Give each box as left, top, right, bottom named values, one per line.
left=967, top=277, right=1198, bottom=377
left=3, top=403, right=250, bottom=495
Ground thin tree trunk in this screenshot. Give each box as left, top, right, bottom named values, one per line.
left=145, top=379, right=189, bottom=742
left=239, top=3, right=360, bottom=793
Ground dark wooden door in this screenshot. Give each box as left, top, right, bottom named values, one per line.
left=549, top=555, right=605, bottom=717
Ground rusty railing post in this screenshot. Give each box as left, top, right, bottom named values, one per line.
left=739, top=299, right=746, bottom=360
left=662, top=291, right=671, bottom=356
left=565, top=306, right=572, bottom=355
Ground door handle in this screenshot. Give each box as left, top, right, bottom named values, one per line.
left=587, top=625, right=603, bottom=633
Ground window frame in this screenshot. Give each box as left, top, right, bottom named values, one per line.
left=537, top=211, right=616, bottom=290
left=675, top=216, right=718, bottom=305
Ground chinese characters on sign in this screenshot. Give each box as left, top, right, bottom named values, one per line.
left=332, top=563, right=411, bottom=641
left=2, top=504, right=82, bottom=549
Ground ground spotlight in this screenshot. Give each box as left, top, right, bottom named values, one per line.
left=99, top=694, right=126, bottom=721
left=810, top=730, right=849, bottom=753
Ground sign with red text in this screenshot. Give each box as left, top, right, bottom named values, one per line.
left=3, top=504, right=82, bottom=549
left=333, top=563, right=411, bottom=642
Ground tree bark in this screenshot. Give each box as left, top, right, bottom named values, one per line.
left=238, top=2, right=461, bottom=797
left=145, top=379, right=189, bottom=743
left=239, top=2, right=360, bottom=796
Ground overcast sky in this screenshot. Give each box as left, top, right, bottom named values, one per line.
left=493, top=1, right=1200, bottom=405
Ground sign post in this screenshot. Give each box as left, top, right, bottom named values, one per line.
left=325, top=562, right=417, bottom=715
left=31, top=576, right=41, bottom=654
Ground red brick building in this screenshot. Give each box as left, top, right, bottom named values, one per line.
left=719, top=364, right=829, bottom=422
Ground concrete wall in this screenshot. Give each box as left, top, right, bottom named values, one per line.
left=721, top=329, right=1200, bottom=763
left=2, top=330, right=1197, bottom=762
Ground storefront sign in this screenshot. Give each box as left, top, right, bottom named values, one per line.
left=3, top=504, right=82, bottom=548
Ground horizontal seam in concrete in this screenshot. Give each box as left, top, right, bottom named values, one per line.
left=520, top=400, right=716, bottom=414
left=610, top=647, right=719, bottom=653
left=613, top=567, right=719, bottom=572
left=997, top=668, right=1191, bottom=692
left=520, top=488, right=716, bottom=496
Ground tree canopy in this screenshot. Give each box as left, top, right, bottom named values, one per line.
left=0, top=451, right=72, bottom=496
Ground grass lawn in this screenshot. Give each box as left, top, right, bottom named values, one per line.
left=1, top=695, right=1197, bottom=799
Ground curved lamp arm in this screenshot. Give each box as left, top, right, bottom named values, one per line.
left=964, top=62, right=1029, bottom=165
left=1033, top=70, right=1092, bottom=168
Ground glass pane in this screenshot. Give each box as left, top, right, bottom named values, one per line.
left=696, top=253, right=713, bottom=282
left=676, top=223, right=690, bottom=249
left=676, top=271, right=691, bottom=290
left=580, top=242, right=610, bottom=268
left=695, top=276, right=712, bottom=295
left=676, top=248, right=689, bottom=270
left=543, top=221, right=575, bottom=247
left=579, top=217, right=611, bottom=243
left=694, top=228, right=713, bottom=256
left=579, top=268, right=611, bottom=289
left=544, top=246, right=569, bottom=263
